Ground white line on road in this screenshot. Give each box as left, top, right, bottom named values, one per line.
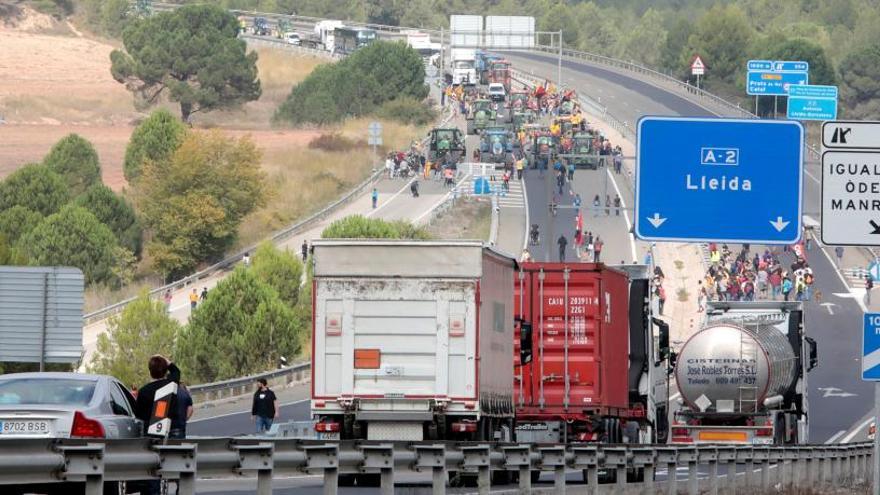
left=366, top=178, right=411, bottom=218
left=190, top=398, right=309, bottom=424
left=669, top=392, right=681, bottom=402
left=841, top=416, right=873, bottom=443
left=816, top=238, right=869, bottom=312
left=825, top=430, right=846, bottom=444
left=605, top=168, right=638, bottom=262
left=413, top=174, right=471, bottom=224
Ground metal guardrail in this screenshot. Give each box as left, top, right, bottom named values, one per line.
left=1, top=438, right=871, bottom=495
left=186, top=362, right=310, bottom=403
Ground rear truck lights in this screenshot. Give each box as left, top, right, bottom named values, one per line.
left=71, top=411, right=105, bottom=438
left=314, top=421, right=340, bottom=433
left=452, top=421, right=478, bottom=433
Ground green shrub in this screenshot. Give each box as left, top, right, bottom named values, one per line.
left=43, top=134, right=102, bottom=197
left=0, top=164, right=69, bottom=216
left=307, top=133, right=364, bottom=152
left=274, top=41, right=428, bottom=126
left=376, top=97, right=436, bottom=126
left=321, top=215, right=431, bottom=239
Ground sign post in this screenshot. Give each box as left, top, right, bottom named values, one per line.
left=820, top=121, right=880, bottom=246
left=691, top=55, right=705, bottom=89
left=368, top=121, right=383, bottom=179
left=861, top=313, right=880, bottom=495
left=635, top=117, right=803, bottom=244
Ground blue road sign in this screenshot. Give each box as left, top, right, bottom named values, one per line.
left=747, top=70, right=808, bottom=96
left=786, top=84, right=838, bottom=121
left=748, top=60, right=773, bottom=71
left=863, top=313, right=880, bottom=380
left=773, top=61, right=809, bottom=72
left=635, top=117, right=804, bottom=244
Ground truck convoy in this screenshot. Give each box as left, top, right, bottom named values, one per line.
left=671, top=301, right=817, bottom=445
left=310, top=240, right=516, bottom=443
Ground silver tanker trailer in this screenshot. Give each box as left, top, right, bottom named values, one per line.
left=671, top=301, right=818, bottom=445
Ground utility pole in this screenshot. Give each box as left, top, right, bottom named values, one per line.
left=557, top=31, right=563, bottom=89
left=440, top=27, right=444, bottom=83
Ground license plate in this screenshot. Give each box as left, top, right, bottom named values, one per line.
left=317, top=432, right=340, bottom=440
left=0, top=420, right=52, bottom=435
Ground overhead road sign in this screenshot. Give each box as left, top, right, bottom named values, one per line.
left=635, top=117, right=804, bottom=244
left=787, top=85, right=838, bottom=121
left=746, top=59, right=809, bottom=96
left=821, top=120, right=880, bottom=246
left=863, top=313, right=880, bottom=380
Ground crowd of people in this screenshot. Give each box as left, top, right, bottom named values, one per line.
left=700, top=242, right=817, bottom=306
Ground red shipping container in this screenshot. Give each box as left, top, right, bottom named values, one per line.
left=514, top=263, right=631, bottom=421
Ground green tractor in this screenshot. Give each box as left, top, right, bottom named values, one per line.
left=467, top=99, right=497, bottom=135
left=559, top=132, right=600, bottom=169
left=530, top=131, right=557, bottom=170
left=479, top=126, right=514, bottom=165
left=506, top=91, right=530, bottom=123
left=512, top=110, right=537, bottom=135
left=429, top=128, right=466, bottom=169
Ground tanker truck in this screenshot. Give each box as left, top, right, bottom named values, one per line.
left=671, top=301, right=818, bottom=445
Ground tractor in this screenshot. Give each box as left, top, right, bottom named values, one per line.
left=252, top=17, right=271, bottom=36
left=558, top=131, right=600, bottom=169
left=512, top=110, right=537, bottom=135
left=428, top=128, right=466, bottom=169
left=529, top=130, right=557, bottom=170
left=506, top=90, right=530, bottom=122
left=467, top=99, right=497, bottom=135
left=478, top=126, right=514, bottom=166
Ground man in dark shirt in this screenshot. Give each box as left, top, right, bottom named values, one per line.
left=135, top=355, right=181, bottom=435
left=171, top=384, right=194, bottom=439
left=251, top=378, right=278, bottom=433
left=134, top=355, right=182, bottom=495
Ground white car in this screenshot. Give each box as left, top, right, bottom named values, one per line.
left=488, top=83, right=506, bottom=102
left=285, top=32, right=301, bottom=46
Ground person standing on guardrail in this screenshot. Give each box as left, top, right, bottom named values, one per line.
left=189, top=288, right=199, bottom=311
left=252, top=378, right=279, bottom=434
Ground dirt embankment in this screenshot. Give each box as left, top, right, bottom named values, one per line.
left=0, top=9, right=326, bottom=191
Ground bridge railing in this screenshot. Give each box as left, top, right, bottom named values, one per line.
left=0, top=438, right=870, bottom=495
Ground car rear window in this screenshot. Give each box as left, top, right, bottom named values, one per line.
left=0, top=378, right=96, bottom=406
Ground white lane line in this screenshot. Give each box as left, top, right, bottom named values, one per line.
left=825, top=430, right=846, bottom=444
left=413, top=174, right=471, bottom=223
left=605, top=167, right=638, bottom=262
left=190, top=398, right=309, bottom=424
left=669, top=392, right=681, bottom=402
left=815, top=238, right=868, bottom=312
left=841, top=417, right=873, bottom=443
left=366, top=179, right=411, bottom=218
left=521, top=175, right=531, bottom=252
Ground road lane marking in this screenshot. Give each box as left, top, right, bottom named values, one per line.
left=841, top=416, right=873, bottom=443
left=669, top=392, right=681, bottom=401
left=366, top=179, right=411, bottom=218
left=190, top=398, right=309, bottom=424
left=825, top=430, right=846, bottom=443
left=604, top=168, right=638, bottom=262
left=413, top=174, right=471, bottom=223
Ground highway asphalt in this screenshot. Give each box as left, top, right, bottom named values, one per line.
left=508, top=51, right=871, bottom=444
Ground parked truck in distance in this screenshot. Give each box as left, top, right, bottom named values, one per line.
left=514, top=264, right=670, bottom=448
left=672, top=301, right=817, bottom=445
left=310, top=240, right=516, bottom=445
left=314, top=20, right=344, bottom=53
left=447, top=48, right=477, bottom=86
